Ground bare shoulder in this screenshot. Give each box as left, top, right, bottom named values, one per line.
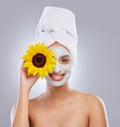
left=72, top=90, right=107, bottom=115
left=87, top=94, right=109, bottom=127
left=74, top=90, right=109, bottom=127
left=85, top=93, right=107, bottom=112
left=86, top=93, right=105, bottom=106
left=73, top=90, right=105, bottom=107
left=85, top=93, right=108, bottom=118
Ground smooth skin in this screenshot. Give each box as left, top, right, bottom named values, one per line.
left=10, top=42, right=109, bottom=127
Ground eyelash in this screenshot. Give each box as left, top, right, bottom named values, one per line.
left=61, top=59, right=70, bottom=64
left=62, top=59, right=68, bottom=62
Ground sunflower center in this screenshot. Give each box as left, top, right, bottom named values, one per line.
left=32, top=53, right=46, bottom=68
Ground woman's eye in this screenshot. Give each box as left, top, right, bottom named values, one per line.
left=62, top=59, right=67, bottom=62
left=59, top=56, right=71, bottom=64
left=61, top=59, right=69, bottom=63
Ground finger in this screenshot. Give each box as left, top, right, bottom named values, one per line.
left=20, top=61, right=28, bottom=78
left=28, top=74, right=39, bottom=79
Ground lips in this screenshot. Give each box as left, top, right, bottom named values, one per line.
left=49, top=72, right=65, bottom=81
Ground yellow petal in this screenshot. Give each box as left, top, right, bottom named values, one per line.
left=22, top=42, right=56, bottom=79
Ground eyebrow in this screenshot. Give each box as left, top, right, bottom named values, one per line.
left=62, top=55, right=70, bottom=57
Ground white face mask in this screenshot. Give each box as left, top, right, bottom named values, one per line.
left=45, top=46, right=73, bottom=87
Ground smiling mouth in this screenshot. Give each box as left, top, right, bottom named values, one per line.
left=49, top=73, right=65, bottom=81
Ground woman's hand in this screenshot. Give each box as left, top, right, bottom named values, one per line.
left=20, top=61, right=39, bottom=92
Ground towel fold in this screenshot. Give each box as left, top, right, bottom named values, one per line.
left=35, top=6, right=78, bottom=65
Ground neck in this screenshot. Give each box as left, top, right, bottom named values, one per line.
left=44, top=82, right=73, bottom=104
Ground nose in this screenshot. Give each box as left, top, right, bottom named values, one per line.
left=53, top=62, right=61, bottom=73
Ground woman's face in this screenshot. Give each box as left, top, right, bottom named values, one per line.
left=45, top=42, right=73, bottom=87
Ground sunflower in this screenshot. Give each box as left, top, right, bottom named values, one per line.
left=22, top=43, right=56, bottom=79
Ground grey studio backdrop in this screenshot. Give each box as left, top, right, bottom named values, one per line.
left=0, top=0, right=120, bottom=126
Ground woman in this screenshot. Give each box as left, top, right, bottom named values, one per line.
left=10, top=6, right=109, bottom=127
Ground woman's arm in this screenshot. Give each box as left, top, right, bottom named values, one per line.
left=10, top=62, right=39, bottom=127
left=10, top=87, right=30, bottom=127
left=89, top=95, right=109, bottom=127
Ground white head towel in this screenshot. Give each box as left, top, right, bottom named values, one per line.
left=35, top=6, right=78, bottom=65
